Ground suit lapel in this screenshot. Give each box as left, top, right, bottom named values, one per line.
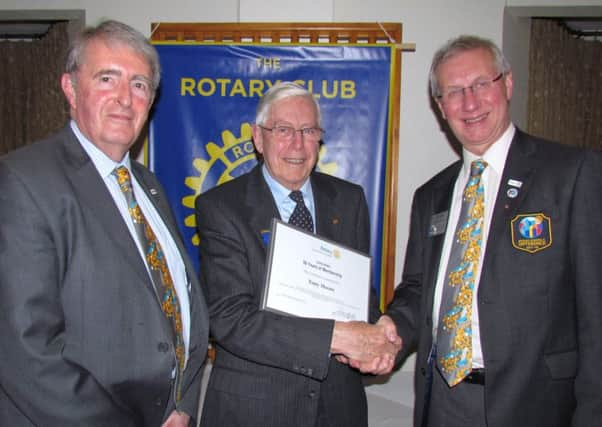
left=311, top=173, right=342, bottom=241
left=424, top=164, right=460, bottom=325
left=480, top=131, right=537, bottom=302
left=245, top=166, right=281, bottom=252
left=59, top=129, right=151, bottom=287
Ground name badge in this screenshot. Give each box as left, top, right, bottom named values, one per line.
left=428, top=211, right=448, bottom=237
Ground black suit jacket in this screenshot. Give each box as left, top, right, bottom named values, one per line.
left=195, top=165, right=379, bottom=427
left=0, top=126, right=209, bottom=426
left=386, top=130, right=602, bottom=427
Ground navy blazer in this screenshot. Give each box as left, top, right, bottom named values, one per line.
left=195, top=165, right=378, bottom=427
left=386, top=130, right=602, bottom=426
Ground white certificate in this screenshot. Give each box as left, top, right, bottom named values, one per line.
left=261, top=219, right=371, bottom=322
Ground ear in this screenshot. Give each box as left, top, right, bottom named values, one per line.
left=504, top=71, right=514, bottom=101
left=252, top=124, right=264, bottom=154
left=436, top=98, right=447, bottom=120
left=61, top=73, right=77, bottom=110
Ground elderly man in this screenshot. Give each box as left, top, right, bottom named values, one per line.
left=195, top=81, right=401, bottom=427
left=381, top=35, right=602, bottom=426
left=0, top=20, right=208, bottom=426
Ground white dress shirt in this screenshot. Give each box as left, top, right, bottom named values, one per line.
left=432, top=124, right=515, bottom=368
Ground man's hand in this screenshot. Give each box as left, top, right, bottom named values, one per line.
left=162, top=410, right=190, bottom=427
left=331, top=315, right=401, bottom=375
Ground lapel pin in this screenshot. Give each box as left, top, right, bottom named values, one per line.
left=507, top=188, right=519, bottom=198
left=150, top=188, right=158, bottom=195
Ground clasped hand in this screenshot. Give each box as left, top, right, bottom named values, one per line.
left=331, top=315, right=401, bottom=375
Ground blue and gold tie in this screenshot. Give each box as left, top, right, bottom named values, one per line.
left=113, top=166, right=185, bottom=402
left=289, top=190, right=314, bottom=233
left=437, top=159, right=487, bottom=387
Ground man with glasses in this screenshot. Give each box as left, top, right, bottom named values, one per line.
left=380, top=35, right=602, bottom=426
left=195, top=81, right=401, bottom=426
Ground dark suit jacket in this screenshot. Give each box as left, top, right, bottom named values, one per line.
left=0, top=126, right=209, bottom=426
left=195, top=165, right=379, bottom=427
left=386, top=130, right=602, bottom=427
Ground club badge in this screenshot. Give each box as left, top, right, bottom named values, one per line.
left=511, top=213, right=552, bottom=253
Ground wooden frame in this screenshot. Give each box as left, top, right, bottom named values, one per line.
left=151, top=22, right=407, bottom=307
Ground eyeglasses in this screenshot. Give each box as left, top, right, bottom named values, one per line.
left=437, top=73, right=504, bottom=105
left=258, top=125, right=324, bottom=142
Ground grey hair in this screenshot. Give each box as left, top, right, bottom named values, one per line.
left=255, top=81, right=322, bottom=127
left=429, top=35, right=511, bottom=98
left=65, top=20, right=160, bottom=93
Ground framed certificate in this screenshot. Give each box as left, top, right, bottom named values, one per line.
left=261, top=219, right=371, bottom=321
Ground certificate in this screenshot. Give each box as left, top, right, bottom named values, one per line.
left=261, top=219, right=371, bottom=322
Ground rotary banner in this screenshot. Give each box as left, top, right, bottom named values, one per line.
left=148, top=43, right=394, bottom=299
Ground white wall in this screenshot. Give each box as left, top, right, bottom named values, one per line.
left=2, top=0, right=600, bottom=417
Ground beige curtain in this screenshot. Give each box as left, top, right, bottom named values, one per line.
left=0, top=21, right=70, bottom=155
left=528, top=19, right=602, bottom=151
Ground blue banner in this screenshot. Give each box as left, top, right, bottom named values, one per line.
left=149, top=43, right=393, bottom=299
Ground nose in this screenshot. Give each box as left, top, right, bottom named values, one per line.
left=115, top=81, right=132, bottom=107
left=289, top=129, right=304, bottom=149
left=461, top=86, right=479, bottom=111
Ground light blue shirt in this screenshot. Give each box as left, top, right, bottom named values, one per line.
left=261, top=164, right=316, bottom=228
left=70, top=121, right=191, bottom=365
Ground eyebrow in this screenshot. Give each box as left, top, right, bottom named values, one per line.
left=93, top=68, right=152, bottom=85
left=93, top=68, right=121, bottom=80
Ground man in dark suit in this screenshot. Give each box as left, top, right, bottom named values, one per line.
left=0, top=20, right=208, bottom=426
left=195, top=81, right=401, bottom=426
left=380, top=35, right=602, bottom=426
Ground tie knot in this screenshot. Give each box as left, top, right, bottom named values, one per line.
left=113, top=166, right=132, bottom=193
left=470, top=159, right=487, bottom=177
left=289, top=190, right=304, bottom=205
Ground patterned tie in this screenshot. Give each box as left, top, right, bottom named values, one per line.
left=288, top=190, right=314, bottom=233
left=112, top=166, right=185, bottom=402
left=436, top=159, right=487, bottom=387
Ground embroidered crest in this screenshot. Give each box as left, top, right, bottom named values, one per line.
left=511, top=213, right=552, bottom=253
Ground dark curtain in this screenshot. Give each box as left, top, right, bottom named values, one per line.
left=0, top=21, right=70, bottom=155
left=528, top=19, right=602, bottom=151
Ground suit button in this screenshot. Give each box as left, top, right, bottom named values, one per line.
left=155, top=398, right=163, bottom=406
left=420, top=367, right=426, bottom=376
left=308, top=391, right=316, bottom=398
left=158, top=342, right=169, bottom=352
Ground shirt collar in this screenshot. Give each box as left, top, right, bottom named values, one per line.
left=462, top=123, right=515, bottom=176
left=70, top=120, right=132, bottom=178
left=261, top=164, right=313, bottom=204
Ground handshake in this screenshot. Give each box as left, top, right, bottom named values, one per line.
left=330, top=315, right=402, bottom=375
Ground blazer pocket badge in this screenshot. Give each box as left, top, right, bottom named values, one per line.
left=510, top=213, right=552, bottom=253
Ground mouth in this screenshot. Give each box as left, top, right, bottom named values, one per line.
left=284, top=158, right=305, bottom=165
left=464, top=113, right=488, bottom=125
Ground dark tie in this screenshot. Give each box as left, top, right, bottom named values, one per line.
left=112, top=166, right=185, bottom=402
left=436, top=159, right=487, bottom=387
left=288, top=190, right=314, bottom=233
